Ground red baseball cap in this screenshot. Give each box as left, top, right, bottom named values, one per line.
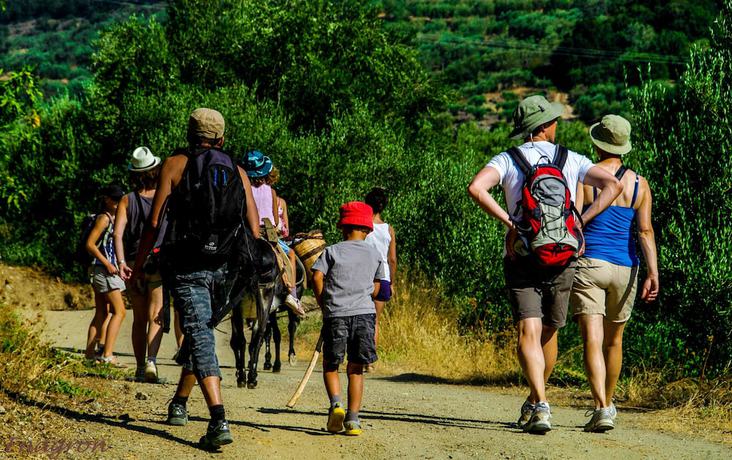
left=338, top=201, right=373, bottom=230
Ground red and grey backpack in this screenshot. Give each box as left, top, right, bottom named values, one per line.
left=507, top=145, right=582, bottom=268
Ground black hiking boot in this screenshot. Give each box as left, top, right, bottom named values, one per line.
left=199, top=419, right=233, bottom=450
left=167, top=403, right=188, bottom=426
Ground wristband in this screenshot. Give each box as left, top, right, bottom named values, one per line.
left=119, top=260, right=126, bottom=265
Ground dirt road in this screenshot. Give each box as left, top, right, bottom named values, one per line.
left=28, top=309, right=732, bottom=459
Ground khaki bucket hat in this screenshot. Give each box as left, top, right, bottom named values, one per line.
left=589, top=114, right=632, bottom=155
left=188, top=108, right=225, bottom=140
left=509, top=95, right=564, bottom=140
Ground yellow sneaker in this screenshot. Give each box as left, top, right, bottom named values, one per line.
left=327, top=404, right=345, bottom=433
left=344, top=420, right=362, bottom=436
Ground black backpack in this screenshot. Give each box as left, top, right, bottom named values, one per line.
left=164, top=148, right=246, bottom=268
left=75, top=213, right=111, bottom=266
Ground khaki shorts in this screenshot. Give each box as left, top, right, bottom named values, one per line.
left=504, top=257, right=577, bottom=328
left=570, top=257, right=639, bottom=323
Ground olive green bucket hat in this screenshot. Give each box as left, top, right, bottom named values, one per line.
left=589, top=114, right=632, bottom=155
left=509, top=95, right=565, bottom=140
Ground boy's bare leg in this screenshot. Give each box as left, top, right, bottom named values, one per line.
left=323, top=360, right=341, bottom=400
left=174, top=368, right=198, bottom=398
left=346, top=362, right=364, bottom=414
left=198, top=376, right=223, bottom=406
left=174, top=310, right=184, bottom=348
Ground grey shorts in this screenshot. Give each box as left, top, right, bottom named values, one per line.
left=170, top=266, right=228, bottom=379
left=504, top=257, right=577, bottom=328
left=89, top=265, right=126, bottom=294
left=322, top=314, right=377, bottom=366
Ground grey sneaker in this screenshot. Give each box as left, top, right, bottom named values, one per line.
left=524, top=401, right=552, bottom=433
left=608, top=402, right=617, bottom=420
left=584, top=407, right=615, bottom=433
left=200, top=419, right=233, bottom=450
left=167, top=403, right=188, bottom=426
left=517, top=400, right=536, bottom=428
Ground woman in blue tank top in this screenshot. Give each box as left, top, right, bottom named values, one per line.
left=570, top=115, right=660, bottom=432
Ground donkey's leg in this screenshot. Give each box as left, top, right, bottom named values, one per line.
left=272, top=312, right=282, bottom=373
left=287, top=309, right=300, bottom=366
left=263, top=321, right=273, bottom=371
left=230, top=306, right=247, bottom=388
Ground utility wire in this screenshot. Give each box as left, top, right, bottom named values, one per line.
left=417, top=35, right=686, bottom=65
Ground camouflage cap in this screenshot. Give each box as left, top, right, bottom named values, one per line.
left=188, top=108, right=225, bottom=140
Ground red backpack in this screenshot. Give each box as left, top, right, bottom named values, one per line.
left=508, top=145, right=582, bottom=268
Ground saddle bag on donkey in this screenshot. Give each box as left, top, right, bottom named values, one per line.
left=507, top=145, right=583, bottom=268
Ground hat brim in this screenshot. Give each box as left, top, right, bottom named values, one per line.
left=509, top=102, right=564, bottom=140
left=128, top=156, right=162, bottom=172
left=589, top=123, right=632, bottom=155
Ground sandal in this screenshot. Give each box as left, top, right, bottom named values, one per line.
left=97, top=355, right=128, bottom=368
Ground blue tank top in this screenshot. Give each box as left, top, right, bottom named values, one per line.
left=93, top=213, right=117, bottom=268
left=583, top=174, right=640, bottom=267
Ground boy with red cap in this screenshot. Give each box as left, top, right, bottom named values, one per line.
left=312, top=201, right=386, bottom=436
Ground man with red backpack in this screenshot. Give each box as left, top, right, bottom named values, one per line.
left=468, top=95, right=623, bottom=434
left=133, top=108, right=260, bottom=450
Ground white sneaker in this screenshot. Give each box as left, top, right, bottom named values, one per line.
left=524, top=401, right=552, bottom=433
left=144, top=360, right=158, bottom=383
left=584, top=407, right=615, bottom=432
left=608, top=402, right=617, bottom=420
left=284, top=294, right=306, bottom=317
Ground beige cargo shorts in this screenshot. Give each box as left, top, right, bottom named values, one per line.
left=570, top=257, right=639, bottom=322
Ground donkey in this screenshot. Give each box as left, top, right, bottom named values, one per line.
left=230, top=239, right=304, bottom=388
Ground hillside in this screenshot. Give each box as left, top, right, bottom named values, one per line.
left=0, top=1, right=720, bottom=120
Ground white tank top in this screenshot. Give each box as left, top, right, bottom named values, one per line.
left=365, top=222, right=391, bottom=280
left=252, top=184, right=275, bottom=226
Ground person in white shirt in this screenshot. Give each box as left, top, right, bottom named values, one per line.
left=467, top=95, right=623, bottom=434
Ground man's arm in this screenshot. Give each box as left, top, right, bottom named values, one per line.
left=580, top=165, right=623, bottom=225
left=237, top=166, right=260, bottom=239
left=467, top=166, right=513, bottom=229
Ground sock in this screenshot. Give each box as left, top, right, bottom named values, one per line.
left=172, top=395, right=188, bottom=408
left=147, top=356, right=157, bottom=364
left=209, top=404, right=226, bottom=422
left=345, top=410, right=359, bottom=422
left=329, top=395, right=342, bottom=407
left=290, top=286, right=298, bottom=299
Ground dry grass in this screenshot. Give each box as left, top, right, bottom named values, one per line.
left=376, top=277, right=520, bottom=384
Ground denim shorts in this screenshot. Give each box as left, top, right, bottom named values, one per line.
left=322, top=314, right=377, bottom=366
left=169, top=265, right=228, bottom=379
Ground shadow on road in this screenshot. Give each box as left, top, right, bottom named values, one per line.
left=259, top=407, right=518, bottom=432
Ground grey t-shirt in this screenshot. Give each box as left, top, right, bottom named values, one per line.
left=312, top=240, right=386, bottom=318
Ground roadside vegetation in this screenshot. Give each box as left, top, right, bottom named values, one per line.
left=0, top=0, right=729, bottom=425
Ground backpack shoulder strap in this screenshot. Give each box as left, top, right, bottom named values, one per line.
left=552, top=144, right=569, bottom=170
left=507, top=147, right=532, bottom=176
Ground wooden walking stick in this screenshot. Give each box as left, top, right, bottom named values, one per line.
left=286, top=333, right=324, bottom=408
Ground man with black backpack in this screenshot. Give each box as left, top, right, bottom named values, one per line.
left=467, top=95, right=623, bottom=434
left=133, top=108, right=260, bottom=450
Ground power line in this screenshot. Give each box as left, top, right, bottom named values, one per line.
left=417, top=35, right=686, bottom=65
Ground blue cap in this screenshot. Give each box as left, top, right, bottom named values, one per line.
left=241, top=150, right=273, bottom=178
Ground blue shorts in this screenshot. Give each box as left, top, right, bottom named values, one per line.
left=374, top=279, right=392, bottom=302
left=278, top=239, right=291, bottom=255
left=169, top=265, right=227, bottom=379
